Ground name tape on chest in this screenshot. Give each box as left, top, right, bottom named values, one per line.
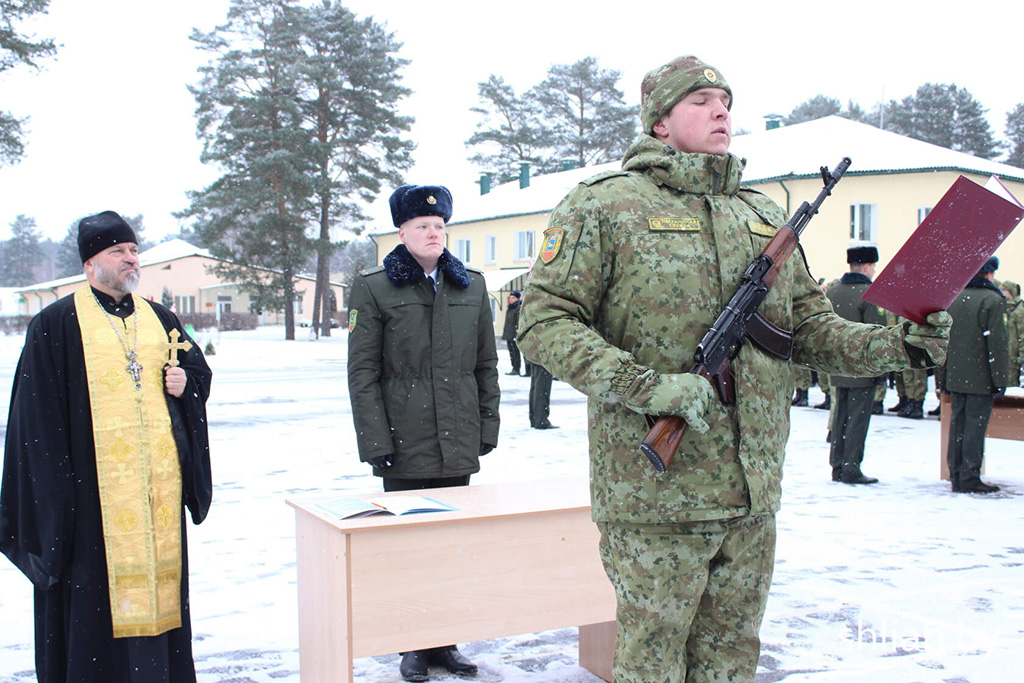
left=648, top=217, right=702, bottom=232
left=747, top=220, right=778, bottom=237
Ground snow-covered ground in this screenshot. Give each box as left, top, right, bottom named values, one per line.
left=1, top=325, right=1021, bottom=683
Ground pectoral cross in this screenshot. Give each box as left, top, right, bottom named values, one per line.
left=165, top=329, right=193, bottom=367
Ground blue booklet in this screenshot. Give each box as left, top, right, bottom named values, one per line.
left=313, top=495, right=457, bottom=519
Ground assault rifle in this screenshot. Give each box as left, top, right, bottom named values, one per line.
left=639, top=157, right=852, bottom=473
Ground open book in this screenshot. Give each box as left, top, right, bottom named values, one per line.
left=313, top=495, right=457, bottom=520
left=862, top=174, right=1024, bottom=323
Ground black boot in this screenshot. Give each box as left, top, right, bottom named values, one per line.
left=872, top=400, right=883, bottom=415
left=927, top=403, right=941, bottom=417
left=792, top=388, right=809, bottom=407
left=887, top=397, right=907, bottom=413
left=957, top=480, right=1000, bottom=494
left=813, top=395, right=831, bottom=410
left=428, top=646, right=478, bottom=676
left=899, top=399, right=924, bottom=419
left=841, top=464, right=878, bottom=485
left=400, top=651, right=430, bottom=682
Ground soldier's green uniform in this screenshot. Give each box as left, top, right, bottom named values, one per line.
left=517, top=57, right=947, bottom=682
left=946, top=262, right=1008, bottom=493
left=1001, top=280, right=1023, bottom=386
left=826, top=261, right=888, bottom=483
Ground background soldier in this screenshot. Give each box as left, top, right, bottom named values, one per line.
left=826, top=246, right=889, bottom=484
left=347, top=184, right=500, bottom=680
left=999, top=280, right=1023, bottom=386
left=517, top=55, right=950, bottom=683
left=502, top=290, right=524, bottom=375
left=946, top=256, right=1008, bottom=493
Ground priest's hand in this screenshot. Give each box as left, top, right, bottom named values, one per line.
left=164, top=365, right=187, bottom=397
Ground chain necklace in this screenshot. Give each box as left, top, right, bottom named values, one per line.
left=94, top=293, right=143, bottom=390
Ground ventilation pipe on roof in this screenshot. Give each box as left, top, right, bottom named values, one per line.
left=519, top=162, right=531, bottom=189
left=764, top=114, right=784, bottom=130
left=561, top=159, right=576, bottom=172
left=478, top=172, right=492, bottom=196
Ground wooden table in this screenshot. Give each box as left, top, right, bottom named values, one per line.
left=287, top=477, right=617, bottom=682
left=939, top=393, right=1024, bottom=480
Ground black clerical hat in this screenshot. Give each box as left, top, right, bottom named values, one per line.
left=78, top=211, right=137, bottom=263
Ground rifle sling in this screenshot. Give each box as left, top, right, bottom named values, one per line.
left=746, top=311, right=793, bottom=361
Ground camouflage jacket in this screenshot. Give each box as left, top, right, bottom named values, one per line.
left=826, top=272, right=888, bottom=388
left=1003, top=281, right=1023, bottom=384
left=518, top=136, right=926, bottom=523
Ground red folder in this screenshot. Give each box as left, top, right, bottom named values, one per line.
left=862, top=175, right=1024, bottom=324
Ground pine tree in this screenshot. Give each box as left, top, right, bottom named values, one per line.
left=531, top=57, right=637, bottom=169
left=951, top=86, right=1000, bottom=159
left=466, top=58, right=636, bottom=182
left=1, top=0, right=58, bottom=165
left=872, top=83, right=998, bottom=159
left=1005, top=104, right=1024, bottom=169
left=294, top=0, right=413, bottom=338
left=1, top=214, right=44, bottom=285
left=785, top=95, right=842, bottom=125
left=185, top=0, right=316, bottom=340
left=466, top=76, right=547, bottom=184
left=55, top=220, right=83, bottom=278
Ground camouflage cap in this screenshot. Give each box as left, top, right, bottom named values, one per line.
left=640, top=55, right=732, bottom=133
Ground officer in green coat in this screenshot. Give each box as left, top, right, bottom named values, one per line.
left=347, top=184, right=500, bottom=680
left=946, top=256, right=1008, bottom=494
left=826, top=246, right=889, bottom=484
left=516, top=55, right=952, bottom=683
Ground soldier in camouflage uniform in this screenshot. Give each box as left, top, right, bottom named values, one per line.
left=516, top=55, right=952, bottom=683
left=1000, top=280, right=1023, bottom=386
left=826, top=247, right=888, bottom=484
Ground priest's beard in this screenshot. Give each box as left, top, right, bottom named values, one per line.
left=94, top=262, right=140, bottom=295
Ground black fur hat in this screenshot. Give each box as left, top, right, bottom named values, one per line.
left=389, top=184, right=453, bottom=227
left=78, top=210, right=137, bottom=263
left=847, top=246, right=878, bottom=264
left=979, top=255, right=999, bottom=273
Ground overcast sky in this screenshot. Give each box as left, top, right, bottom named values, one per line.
left=2, top=0, right=1022, bottom=243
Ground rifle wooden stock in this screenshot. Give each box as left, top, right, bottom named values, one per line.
left=639, top=157, right=852, bottom=473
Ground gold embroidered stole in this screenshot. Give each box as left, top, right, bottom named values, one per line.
left=74, top=287, right=183, bottom=638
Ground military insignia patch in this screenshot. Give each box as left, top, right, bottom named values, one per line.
left=540, top=227, right=564, bottom=263
left=426, top=195, right=437, bottom=205
left=747, top=220, right=778, bottom=237
left=348, top=309, right=358, bottom=332
left=703, top=68, right=718, bottom=83
left=648, top=217, right=701, bottom=232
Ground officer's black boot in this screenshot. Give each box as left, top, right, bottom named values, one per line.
left=792, top=388, right=808, bottom=407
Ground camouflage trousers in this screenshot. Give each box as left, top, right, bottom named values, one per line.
left=597, top=514, right=776, bottom=683
left=895, top=368, right=928, bottom=400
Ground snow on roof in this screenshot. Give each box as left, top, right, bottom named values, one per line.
left=425, top=116, right=1024, bottom=228
left=140, top=238, right=214, bottom=266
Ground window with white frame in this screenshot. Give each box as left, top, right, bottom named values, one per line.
left=173, top=295, right=196, bottom=314
left=514, top=230, right=534, bottom=261
left=918, top=206, right=933, bottom=224
left=455, top=238, right=471, bottom=263
left=484, top=235, right=497, bottom=264
left=849, top=203, right=877, bottom=243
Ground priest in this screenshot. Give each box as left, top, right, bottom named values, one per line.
left=0, top=210, right=213, bottom=682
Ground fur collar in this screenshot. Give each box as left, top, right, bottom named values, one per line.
left=382, top=244, right=471, bottom=289
left=839, top=272, right=873, bottom=285
left=965, top=275, right=1004, bottom=295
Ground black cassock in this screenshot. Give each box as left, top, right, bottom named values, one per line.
left=0, top=290, right=213, bottom=683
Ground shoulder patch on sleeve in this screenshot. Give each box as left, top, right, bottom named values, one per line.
left=348, top=309, right=358, bottom=332
left=580, top=169, right=630, bottom=187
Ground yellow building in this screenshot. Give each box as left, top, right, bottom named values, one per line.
left=14, top=239, right=346, bottom=326
left=372, top=116, right=1024, bottom=333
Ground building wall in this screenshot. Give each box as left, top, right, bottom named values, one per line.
left=15, top=255, right=345, bottom=326
left=372, top=171, right=1024, bottom=336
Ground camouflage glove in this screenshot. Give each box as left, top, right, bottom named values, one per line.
left=904, top=311, right=952, bottom=366
left=620, top=368, right=715, bottom=434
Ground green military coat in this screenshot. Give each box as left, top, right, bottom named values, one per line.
left=347, top=245, right=500, bottom=478
left=518, top=136, right=930, bottom=524
left=946, top=277, right=1009, bottom=395
left=826, top=272, right=889, bottom=388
